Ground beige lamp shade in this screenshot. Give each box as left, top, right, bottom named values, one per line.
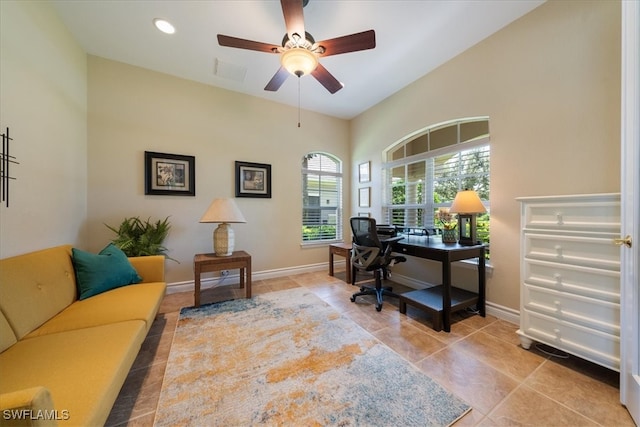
left=449, top=190, right=486, bottom=214
left=200, top=198, right=247, bottom=223
left=449, top=190, right=485, bottom=246
left=200, top=198, right=246, bottom=256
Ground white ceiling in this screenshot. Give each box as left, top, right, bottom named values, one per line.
left=51, top=0, right=545, bottom=120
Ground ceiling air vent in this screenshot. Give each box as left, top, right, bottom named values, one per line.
left=213, top=58, right=247, bottom=83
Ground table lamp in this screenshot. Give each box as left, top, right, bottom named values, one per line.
left=449, top=189, right=486, bottom=246
left=200, top=198, right=246, bottom=256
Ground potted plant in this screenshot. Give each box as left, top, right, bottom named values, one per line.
left=105, top=216, right=178, bottom=262
left=435, top=208, right=457, bottom=243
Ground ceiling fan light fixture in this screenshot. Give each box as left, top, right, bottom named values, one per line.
left=281, top=48, right=318, bottom=77
left=153, top=18, right=175, bottom=35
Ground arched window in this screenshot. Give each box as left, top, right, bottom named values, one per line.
left=382, top=118, right=491, bottom=254
left=302, top=152, right=343, bottom=243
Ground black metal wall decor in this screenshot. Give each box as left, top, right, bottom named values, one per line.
left=1, top=127, right=18, bottom=208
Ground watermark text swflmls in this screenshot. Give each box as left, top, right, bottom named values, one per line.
left=3, top=409, right=70, bottom=421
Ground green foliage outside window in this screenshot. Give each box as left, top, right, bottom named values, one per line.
left=302, top=225, right=337, bottom=241
left=476, top=213, right=491, bottom=259
left=434, top=149, right=490, bottom=202
left=387, top=146, right=491, bottom=258
left=392, top=185, right=406, bottom=205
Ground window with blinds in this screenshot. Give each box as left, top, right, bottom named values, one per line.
left=302, top=153, right=343, bottom=243
left=383, top=118, right=491, bottom=253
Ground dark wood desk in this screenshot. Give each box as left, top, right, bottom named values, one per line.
left=193, top=251, right=251, bottom=307
left=394, top=236, right=485, bottom=332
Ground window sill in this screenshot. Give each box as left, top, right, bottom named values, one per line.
left=300, top=240, right=343, bottom=249
left=456, top=258, right=494, bottom=275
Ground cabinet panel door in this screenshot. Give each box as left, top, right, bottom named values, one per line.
left=521, top=309, right=620, bottom=370
left=523, top=284, right=620, bottom=335
left=524, top=233, right=620, bottom=271
left=523, top=198, right=620, bottom=232
left=524, top=259, right=619, bottom=302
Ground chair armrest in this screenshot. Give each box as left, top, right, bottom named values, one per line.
left=381, top=236, right=404, bottom=244
left=128, top=255, right=165, bottom=283
left=381, top=236, right=404, bottom=256
left=0, top=387, right=59, bottom=426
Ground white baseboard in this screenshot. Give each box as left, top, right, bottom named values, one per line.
left=485, top=302, right=520, bottom=325
left=166, top=262, right=328, bottom=295
left=167, top=261, right=520, bottom=325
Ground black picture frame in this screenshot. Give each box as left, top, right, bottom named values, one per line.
left=145, top=151, right=195, bottom=196
left=235, top=161, right=271, bottom=198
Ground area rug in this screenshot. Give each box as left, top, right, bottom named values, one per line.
left=154, top=288, right=471, bottom=426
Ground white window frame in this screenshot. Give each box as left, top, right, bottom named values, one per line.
left=382, top=119, right=490, bottom=254
left=301, top=152, right=343, bottom=245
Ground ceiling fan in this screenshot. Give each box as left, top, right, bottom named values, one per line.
left=217, top=0, right=376, bottom=94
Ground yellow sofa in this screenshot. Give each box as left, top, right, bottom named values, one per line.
left=0, top=245, right=167, bottom=426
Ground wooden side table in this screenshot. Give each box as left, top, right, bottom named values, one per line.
left=329, top=242, right=352, bottom=284
left=193, top=251, right=251, bottom=307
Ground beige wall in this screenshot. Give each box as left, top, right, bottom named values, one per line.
left=351, top=0, right=621, bottom=311
left=1, top=0, right=622, bottom=314
left=0, top=0, right=88, bottom=259
left=87, top=57, right=350, bottom=283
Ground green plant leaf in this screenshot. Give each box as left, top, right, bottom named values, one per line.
left=104, top=216, right=179, bottom=263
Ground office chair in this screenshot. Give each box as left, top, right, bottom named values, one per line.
left=350, top=217, right=406, bottom=311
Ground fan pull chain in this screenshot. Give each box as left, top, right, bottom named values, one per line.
left=297, top=76, right=301, bottom=128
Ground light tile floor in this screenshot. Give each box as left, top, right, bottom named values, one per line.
left=106, top=270, right=635, bottom=426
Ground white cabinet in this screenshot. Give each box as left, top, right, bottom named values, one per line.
left=517, top=193, right=621, bottom=371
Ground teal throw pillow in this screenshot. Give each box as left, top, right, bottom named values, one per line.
left=72, top=243, right=142, bottom=300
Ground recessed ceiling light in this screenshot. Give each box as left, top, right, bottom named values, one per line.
left=153, top=18, right=175, bottom=35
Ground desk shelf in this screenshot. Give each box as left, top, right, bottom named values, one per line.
left=399, top=285, right=479, bottom=332
left=394, top=236, right=486, bottom=332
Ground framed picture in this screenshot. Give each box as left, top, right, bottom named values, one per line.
left=358, top=187, right=370, bottom=207
left=359, top=161, right=371, bottom=183
left=235, top=161, right=271, bottom=198
left=145, top=151, right=195, bottom=196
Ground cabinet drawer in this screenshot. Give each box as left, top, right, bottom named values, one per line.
left=396, top=244, right=421, bottom=258
left=523, top=284, right=619, bottom=335
left=523, top=259, right=619, bottom=302
left=524, top=233, right=619, bottom=271
left=521, top=196, right=620, bottom=232
left=520, top=309, right=620, bottom=371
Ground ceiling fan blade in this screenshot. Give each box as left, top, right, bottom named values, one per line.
left=217, top=34, right=280, bottom=53
left=311, top=63, right=343, bottom=94
left=264, top=67, right=290, bottom=91
left=316, top=30, right=376, bottom=57
left=281, top=0, right=305, bottom=41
